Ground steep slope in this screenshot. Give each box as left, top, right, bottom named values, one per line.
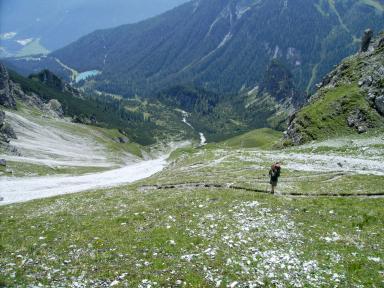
left=1, top=120, right=384, bottom=286
left=34, top=0, right=384, bottom=98
left=1, top=65, right=199, bottom=145
left=0, top=64, right=191, bottom=203
left=0, top=0, right=188, bottom=57
left=0, top=64, right=146, bottom=170
left=285, top=32, right=384, bottom=145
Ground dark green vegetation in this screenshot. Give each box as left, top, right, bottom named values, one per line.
left=8, top=67, right=283, bottom=145
left=9, top=70, right=159, bottom=145
left=45, top=0, right=384, bottom=98
left=155, top=85, right=290, bottom=142
left=259, top=60, right=306, bottom=106
left=7, top=69, right=204, bottom=145
left=158, top=86, right=219, bottom=115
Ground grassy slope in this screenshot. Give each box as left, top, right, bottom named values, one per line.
left=1, top=130, right=383, bottom=287
left=1, top=187, right=383, bottom=287
left=291, top=84, right=383, bottom=143
left=221, top=128, right=282, bottom=149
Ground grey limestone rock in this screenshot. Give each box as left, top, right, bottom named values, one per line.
left=375, top=95, right=384, bottom=115
left=0, top=63, right=17, bottom=109
left=360, top=29, right=373, bottom=52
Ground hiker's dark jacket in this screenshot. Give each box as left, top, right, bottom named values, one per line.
left=269, top=168, right=280, bottom=184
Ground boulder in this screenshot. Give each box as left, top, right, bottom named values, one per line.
left=347, top=109, right=368, bottom=133
left=0, top=63, right=17, bottom=109
left=90, top=115, right=97, bottom=124
left=0, top=110, right=4, bottom=126
left=1, top=123, right=17, bottom=140
left=46, top=99, right=64, bottom=118
left=0, top=111, right=16, bottom=143
left=378, top=35, right=384, bottom=49
left=375, top=95, right=384, bottom=115
left=72, top=114, right=97, bottom=125
left=117, top=136, right=129, bottom=144
left=360, top=29, right=373, bottom=52
left=357, top=126, right=367, bottom=134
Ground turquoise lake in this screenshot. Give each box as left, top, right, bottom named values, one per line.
left=75, top=70, right=101, bottom=83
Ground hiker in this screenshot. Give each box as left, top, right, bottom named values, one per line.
left=269, top=162, right=281, bottom=194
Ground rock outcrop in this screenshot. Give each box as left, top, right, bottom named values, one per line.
left=347, top=109, right=369, bottom=134
left=72, top=114, right=97, bottom=125
left=0, top=109, right=16, bottom=144
left=0, top=63, right=17, bottom=109
left=45, top=99, right=64, bottom=118
left=375, top=96, right=384, bottom=116
left=360, top=29, right=373, bottom=52
left=0, top=65, right=68, bottom=146
left=0, top=110, right=4, bottom=125
left=285, top=32, right=384, bottom=145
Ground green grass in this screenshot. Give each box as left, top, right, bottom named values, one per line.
left=221, top=128, right=283, bottom=149
left=1, top=128, right=383, bottom=286
left=90, top=127, right=144, bottom=159
left=1, top=183, right=383, bottom=287
left=293, top=174, right=384, bottom=195
left=293, top=84, right=383, bottom=142
left=3, top=161, right=108, bottom=177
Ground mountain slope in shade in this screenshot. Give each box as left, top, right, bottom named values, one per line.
left=44, top=0, right=384, bottom=97
left=0, top=0, right=188, bottom=57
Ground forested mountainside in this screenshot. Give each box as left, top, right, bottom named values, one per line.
left=0, top=62, right=292, bottom=146
left=41, top=0, right=384, bottom=98
left=3, top=0, right=384, bottom=143
left=0, top=64, right=197, bottom=145
left=285, top=32, right=384, bottom=144
left=0, top=0, right=187, bottom=57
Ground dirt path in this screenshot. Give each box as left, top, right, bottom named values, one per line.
left=139, top=182, right=384, bottom=198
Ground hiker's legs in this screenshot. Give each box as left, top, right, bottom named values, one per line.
left=271, top=184, right=274, bottom=194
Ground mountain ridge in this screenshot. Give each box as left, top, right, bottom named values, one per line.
left=47, top=0, right=384, bottom=97
left=0, top=0, right=188, bottom=57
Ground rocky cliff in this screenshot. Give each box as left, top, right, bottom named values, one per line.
left=0, top=64, right=68, bottom=147
left=0, top=63, right=17, bottom=145
left=285, top=31, right=384, bottom=145
left=0, top=64, right=17, bottom=109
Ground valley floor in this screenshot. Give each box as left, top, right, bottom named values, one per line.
left=0, top=131, right=383, bottom=287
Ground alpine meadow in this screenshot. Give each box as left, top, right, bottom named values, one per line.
left=1, top=0, right=384, bottom=287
